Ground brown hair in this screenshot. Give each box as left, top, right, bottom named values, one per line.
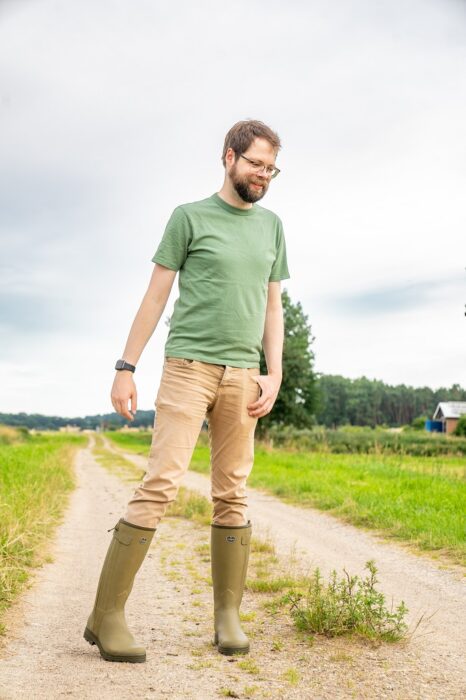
left=221, top=119, right=281, bottom=166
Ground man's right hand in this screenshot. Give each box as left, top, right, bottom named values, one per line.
left=111, top=371, right=137, bottom=421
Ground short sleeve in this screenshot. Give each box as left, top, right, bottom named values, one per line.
left=152, top=206, right=192, bottom=271
left=269, top=217, right=290, bottom=282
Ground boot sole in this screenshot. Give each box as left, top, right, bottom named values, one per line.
left=218, top=644, right=250, bottom=656
left=83, top=627, right=146, bottom=663
left=213, top=632, right=249, bottom=655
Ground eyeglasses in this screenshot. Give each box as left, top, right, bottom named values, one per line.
left=239, top=154, right=281, bottom=179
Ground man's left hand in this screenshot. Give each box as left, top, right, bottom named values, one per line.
left=247, top=374, right=282, bottom=418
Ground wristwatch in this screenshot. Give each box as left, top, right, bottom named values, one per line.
left=115, top=359, right=136, bottom=373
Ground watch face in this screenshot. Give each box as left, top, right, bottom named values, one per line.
left=115, top=360, right=124, bottom=370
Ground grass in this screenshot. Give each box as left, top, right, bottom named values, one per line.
left=92, top=434, right=144, bottom=481
left=0, top=428, right=86, bottom=631
left=105, top=430, right=466, bottom=565
left=104, top=430, right=151, bottom=455
left=247, top=576, right=301, bottom=593
left=281, top=668, right=300, bottom=685
left=237, top=658, right=260, bottom=674
left=166, top=487, right=212, bottom=525
left=193, top=444, right=466, bottom=566
left=93, top=434, right=143, bottom=481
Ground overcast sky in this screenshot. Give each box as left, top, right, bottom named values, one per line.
left=1, top=0, right=465, bottom=417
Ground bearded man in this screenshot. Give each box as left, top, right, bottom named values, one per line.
left=84, top=119, right=290, bottom=662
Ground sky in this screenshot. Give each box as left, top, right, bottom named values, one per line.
left=0, top=0, right=465, bottom=417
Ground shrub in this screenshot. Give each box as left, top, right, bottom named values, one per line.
left=263, top=425, right=466, bottom=456
left=411, top=416, right=428, bottom=431
left=454, top=415, right=466, bottom=437
left=285, top=560, right=408, bottom=643
left=0, top=425, right=29, bottom=445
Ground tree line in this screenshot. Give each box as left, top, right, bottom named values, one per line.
left=0, top=411, right=155, bottom=431
left=314, top=375, right=466, bottom=428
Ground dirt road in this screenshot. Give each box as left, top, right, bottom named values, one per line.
left=0, top=441, right=464, bottom=699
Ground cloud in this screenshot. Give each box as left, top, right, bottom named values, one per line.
left=326, top=274, right=464, bottom=316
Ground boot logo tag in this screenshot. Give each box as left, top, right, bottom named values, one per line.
left=226, top=535, right=236, bottom=543
left=139, top=537, right=147, bottom=544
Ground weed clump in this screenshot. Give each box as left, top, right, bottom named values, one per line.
left=285, top=560, right=408, bottom=643
left=166, top=487, right=211, bottom=525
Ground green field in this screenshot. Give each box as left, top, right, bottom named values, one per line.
left=106, top=430, right=466, bottom=566
left=0, top=427, right=86, bottom=630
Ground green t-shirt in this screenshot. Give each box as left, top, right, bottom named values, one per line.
left=152, top=193, right=290, bottom=368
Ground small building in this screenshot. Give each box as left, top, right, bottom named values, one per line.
left=432, top=402, right=466, bottom=434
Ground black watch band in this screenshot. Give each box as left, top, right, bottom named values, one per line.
left=115, top=359, right=136, bottom=373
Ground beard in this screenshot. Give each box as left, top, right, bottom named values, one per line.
left=230, top=164, right=268, bottom=203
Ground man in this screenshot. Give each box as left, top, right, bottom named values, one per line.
left=84, top=119, right=290, bottom=663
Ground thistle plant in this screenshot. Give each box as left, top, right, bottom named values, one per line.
left=285, top=560, right=408, bottom=643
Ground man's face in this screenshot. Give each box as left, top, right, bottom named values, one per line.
left=228, top=137, right=277, bottom=204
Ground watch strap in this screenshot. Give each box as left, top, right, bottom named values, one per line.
left=115, top=359, right=136, bottom=373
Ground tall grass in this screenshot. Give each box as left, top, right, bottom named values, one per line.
left=0, top=425, right=29, bottom=445
left=266, top=425, right=466, bottom=456
left=0, top=429, right=85, bottom=631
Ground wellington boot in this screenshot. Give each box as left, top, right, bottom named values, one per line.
left=84, top=518, right=156, bottom=663
left=211, top=521, right=251, bottom=655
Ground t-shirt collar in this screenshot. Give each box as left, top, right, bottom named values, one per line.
left=211, top=193, right=257, bottom=216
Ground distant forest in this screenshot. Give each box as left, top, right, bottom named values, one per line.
left=315, top=375, right=466, bottom=428
left=2, top=375, right=465, bottom=431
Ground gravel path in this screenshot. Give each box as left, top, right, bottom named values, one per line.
left=0, top=440, right=464, bottom=699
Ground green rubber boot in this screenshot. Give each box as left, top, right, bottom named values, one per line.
left=211, top=521, right=251, bottom=655
left=84, top=518, right=156, bottom=663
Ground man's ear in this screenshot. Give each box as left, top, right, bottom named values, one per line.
left=225, top=147, right=236, bottom=167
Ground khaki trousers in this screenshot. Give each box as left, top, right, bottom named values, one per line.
left=125, top=357, right=261, bottom=528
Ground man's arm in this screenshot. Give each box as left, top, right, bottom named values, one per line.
left=247, top=281, right=284, bottom=418
left=111, top=263, right=177, bottom=420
